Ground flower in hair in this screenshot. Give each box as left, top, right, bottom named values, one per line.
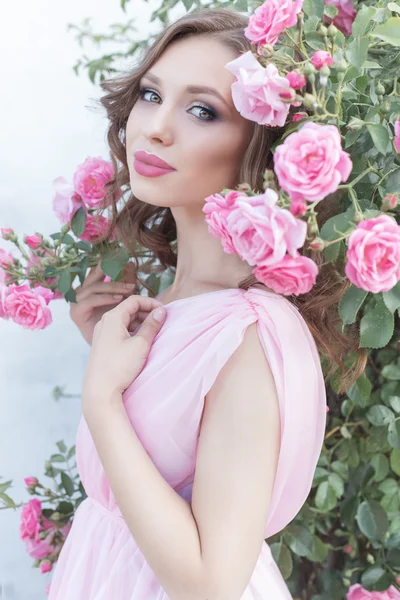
left=225, top=51, right=295, bottom=127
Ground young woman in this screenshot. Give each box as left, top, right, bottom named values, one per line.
left=51, top=6, right=365, bottom=599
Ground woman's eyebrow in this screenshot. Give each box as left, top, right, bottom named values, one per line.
left=142, top=71, right=231, bottom=110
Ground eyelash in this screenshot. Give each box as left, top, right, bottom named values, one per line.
left=138, top=87, right=218, bottom=122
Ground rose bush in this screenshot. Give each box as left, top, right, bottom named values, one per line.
left=1, top=0, right=400, bottom=597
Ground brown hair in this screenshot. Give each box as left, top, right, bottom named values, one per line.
left=96, top=6, right=367, bottom=394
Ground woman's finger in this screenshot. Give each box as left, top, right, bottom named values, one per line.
left=130, top=305, right=167, bottom=346
left=76, top=294, right=125, bottom=309
left=85, top=282, right=136, bottom=296
left=108, top=295, right=165, bottom=330
left=84, top=262, right=108, bottom=285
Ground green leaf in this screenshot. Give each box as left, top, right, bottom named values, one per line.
left=308, top=536, right=329, bottom=563
left=71, top=207, right=87, bottom=238
left=391, top=448, right=400, bottom=475
left=57, top=270, right=71, bottom=295
left=371, top=17, right=400, bottom=46
left=50, top=454, right=65, bottom=463
left=346, top=373, right=372, bottom=407
left=383, top=282, right=400, bottom=313
left=384, top=168, right=400, bottom=194
left=324, top=3, right=338, bottom=18
left=339, top=285, right=368, bottom=325
left=285, top=525, right=314, bottom=557
left=67, top=446, right=76, bottom=460
left=363, top=60, right=382, bottom=69
left=61, top=472, right=75, bottom=496
left=315, top=481, right=337, bottom=511
left=388, top=420, right=400, bottom=450
left=356, top=500, right=389, bottom=541
left=321, top=207, right=354, bottom=262
left=371, top=453, right=389, bottom=482
left=56, top=441, right=67, bottom=453
left=367, top=405, right=395, bottom=426
left=76, top=240, right=92, bottom=252
left=328, top=473, right=345, bottom=498
left=366, top=123, right=391, bottom=155
left=382, top=364, right=400, bottom=380
left=56, top=501, right=74, bottom=515
left=303, top=0, right=324, bottom=18
left=360, top=296, right=395, bottom=348
left=361, top=566, right=393, bottom=591
left=270, top=542, right=293, bottom=579
left=65, top=288, right=77, bottom=303
left=181, top=0, right=193, bottom=9
left=100, top=248, right=130, bottom=280
left=345, top=37, right=369, bottom=70
left=352, top=5, right=377, bottom=37
left=389, top=397, right=400, bottom=413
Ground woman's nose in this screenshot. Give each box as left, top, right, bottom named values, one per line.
left=143, top=102, right=174, bottom=144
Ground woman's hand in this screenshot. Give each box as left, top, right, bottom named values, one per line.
left=81, top=294, right=167, bottom=420
left=70, top=262, right=138, bottom=345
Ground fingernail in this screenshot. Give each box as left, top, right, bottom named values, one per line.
left=125, top=283, right=135, bottom=289
left=153, top=307, right=166, bottom=323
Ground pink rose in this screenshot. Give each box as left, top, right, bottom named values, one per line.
left=79, top=214, right=112, bottom=243
left=203, top=191, right=244, bottom=254
left=225, top=190, right=307, bottom=266
left=24, top=534, right=54, bottom=560
left=290, top=199, right=308, bottom=216
left=345, top=215, right=400, bottom=293
left=347, top=584, right=400, bottom=599
left=73, top=156, right=115, bottom=209
left=52, top=176, right=85, bottom=225
left=24, top=477, right=39, bottom=489
left=244, top=0, right=304, bottom=49
left=25, top=235, right=42, bottom=250
left=286, top=71, right=307, bottom=89
left=1, top=227, right=14, bottom=239
left=4, top=283, right=54, bottom=330
left=225, top=51, right=291, bottom=127
left=40, top=560, right=53, bottom=574
left=324, top=0, right=357, bottom=36
left=278, top=88, right=297, bottom=103
left=311, top=50, right=334, bottom=70
left=20, top=499, right=42, bottom=540
left=253, top=253, right=319, bottom=295
left=292, top=112, right=308, bottom=122
left=394, top=120, right=400, bottom=153
left=381, top=194, right=398, bottom=211
left=273, top=122, right=352, bottom=203
left=0, top=248, right=14, bottom=270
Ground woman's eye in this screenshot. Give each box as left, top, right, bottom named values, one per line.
left=138, top=88, right=217, bottom=122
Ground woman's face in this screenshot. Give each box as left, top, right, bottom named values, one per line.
left=125, top=35, right=253, bottom=209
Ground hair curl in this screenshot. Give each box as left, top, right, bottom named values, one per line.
left=95, top=6, right=367, bottom=395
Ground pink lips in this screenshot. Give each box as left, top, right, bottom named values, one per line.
left=134, top=150, right=176, bottom=178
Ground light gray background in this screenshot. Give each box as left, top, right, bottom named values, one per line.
left=0, top=1, right=185, bottom=597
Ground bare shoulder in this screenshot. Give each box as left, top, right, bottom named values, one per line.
left=191, top=323, right=281, bottom=599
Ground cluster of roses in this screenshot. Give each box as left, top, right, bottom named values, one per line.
left=0, top=157, right=116, bottom=330
left=20, top=477, right=73, bottom=596
left=203, top=0, right=400, bottom=297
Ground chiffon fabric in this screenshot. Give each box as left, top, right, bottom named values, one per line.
left=48, top=287, right=327, bottom=599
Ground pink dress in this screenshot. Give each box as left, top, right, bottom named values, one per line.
left=48, top=287, right=327, bottom=599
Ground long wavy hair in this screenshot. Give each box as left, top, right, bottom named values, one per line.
left=95, top=6, right=367, bottom=394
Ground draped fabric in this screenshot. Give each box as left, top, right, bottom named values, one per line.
left=48, top=287, right=326, bottom=599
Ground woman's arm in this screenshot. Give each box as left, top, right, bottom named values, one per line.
left=85, top=321, right=280, bottom=600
